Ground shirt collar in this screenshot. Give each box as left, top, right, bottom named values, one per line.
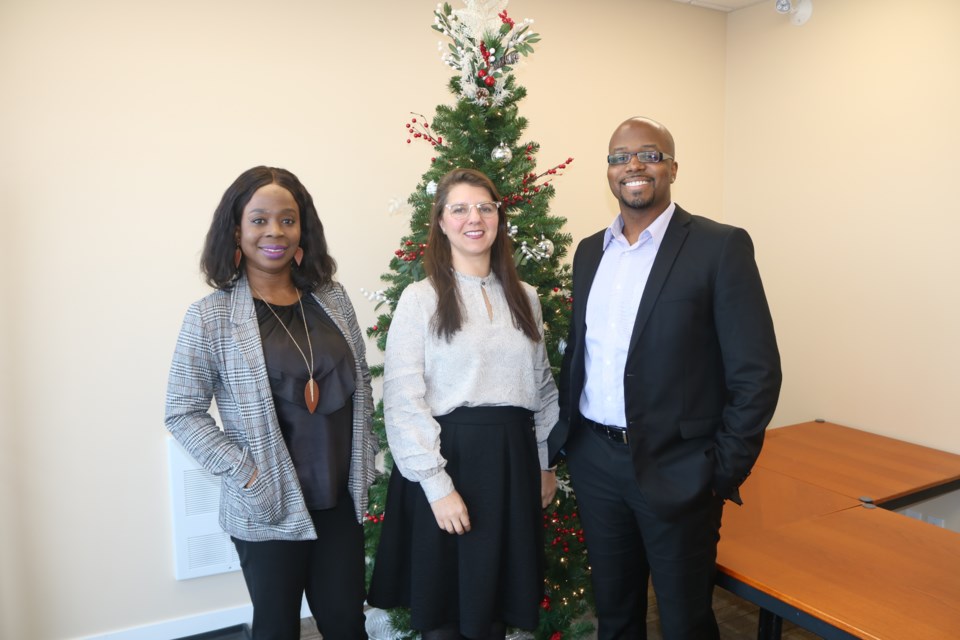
left=602, top=202, right=677, bottom=250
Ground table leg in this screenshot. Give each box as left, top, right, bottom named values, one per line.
left=758, top=608, right=783, bottom=640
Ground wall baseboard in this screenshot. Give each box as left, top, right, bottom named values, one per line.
left=80, top=606, right=252, bottom=640
left=80, top=600, right=311, bottom=640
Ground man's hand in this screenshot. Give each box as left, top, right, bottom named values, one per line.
left=541, top=469, right=558, bottom=508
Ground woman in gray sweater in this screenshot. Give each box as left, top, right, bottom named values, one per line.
left=369, top=168, right=559, bottom=640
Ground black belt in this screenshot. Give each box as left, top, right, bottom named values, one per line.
left=583, top=418, right=629, bottom=445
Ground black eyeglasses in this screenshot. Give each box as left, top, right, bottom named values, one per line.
left=607, top=151, right=674, bottom=165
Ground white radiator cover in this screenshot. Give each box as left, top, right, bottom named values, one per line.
left=167, top=437, right=241, bottom=579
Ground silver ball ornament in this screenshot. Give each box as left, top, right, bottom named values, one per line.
left=537, top=237, right=555, bottom=258
left=491, top=142, right=513, bottom=164
left=426, top=180, right=438, bottom=196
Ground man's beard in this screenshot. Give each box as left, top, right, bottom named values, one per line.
left=621, top=189, right=653, bottom=210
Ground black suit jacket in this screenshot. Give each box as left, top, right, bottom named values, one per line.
left=550, top=206, right=782, bottom=519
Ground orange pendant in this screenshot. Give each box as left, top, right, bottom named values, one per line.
left=305, top=378, right=319, bottom=414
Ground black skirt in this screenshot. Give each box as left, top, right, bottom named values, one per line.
left=368, top=406, right=544, bottom=637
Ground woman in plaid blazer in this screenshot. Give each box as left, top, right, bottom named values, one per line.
left=165, top=166, right=377, bottom=640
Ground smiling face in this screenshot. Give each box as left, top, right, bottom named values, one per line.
left=439, top=183, right=499, bottom=274
left=607, top=119, right=678, bottom=217
left=235, top=183, right=301, bottom=280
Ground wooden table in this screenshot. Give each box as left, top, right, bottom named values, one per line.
left=720, top=465, right=859, bottom=542
left=758, top=421, right=960, bottom=506
left=717, top=421, right=960, bottom=639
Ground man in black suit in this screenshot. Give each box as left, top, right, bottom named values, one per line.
left=550, top=117, right=782, bottom=639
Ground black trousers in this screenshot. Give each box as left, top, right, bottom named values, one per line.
left=232, top=496, right=368, bottom=640
left=566, top=426, right=723, bottom=640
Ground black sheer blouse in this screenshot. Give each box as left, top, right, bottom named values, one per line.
left=255, top=294, right=355, bottom=510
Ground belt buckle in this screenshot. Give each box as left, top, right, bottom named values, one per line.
left=588, top=419, right=628, bottom=445
left=611, top=425, right=628, bottom=444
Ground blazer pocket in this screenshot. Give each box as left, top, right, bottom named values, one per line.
left=239, top=473, right=283, bottom=524
left=679, top=417, right=719, bottom=440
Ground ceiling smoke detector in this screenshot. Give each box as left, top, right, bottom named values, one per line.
left=776, top=0, right=812, bottom=25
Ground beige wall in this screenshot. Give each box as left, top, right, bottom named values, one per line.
left=2, top=0, right=957, bottom=638
left=0, top=240, right=24, bottom=638
left=0, top=1, right=725, bottom=638
left=726, top=0, right=960, bottom=451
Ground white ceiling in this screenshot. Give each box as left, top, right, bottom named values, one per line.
left=668, top=0, right=768, bottom=12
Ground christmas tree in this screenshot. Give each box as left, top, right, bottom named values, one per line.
left=363, top=2, right=593, bottom=638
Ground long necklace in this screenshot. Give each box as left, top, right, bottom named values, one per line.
left=252, top=286, right=319, bottom=414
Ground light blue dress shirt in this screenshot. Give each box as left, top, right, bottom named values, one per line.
left=580, top=204, right=676, bottom=427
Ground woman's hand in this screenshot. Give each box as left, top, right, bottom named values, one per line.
left=541, top=469, right=557, bottom=508
left=244, top=468, right=259, bottom=489
left=430, top=490, right=471, bottom=535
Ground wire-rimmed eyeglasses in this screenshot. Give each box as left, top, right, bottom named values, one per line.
left=443, top=202, right=501, bottom=219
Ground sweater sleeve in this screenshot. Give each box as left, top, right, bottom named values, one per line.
left=382, top=285, right=455, bottom=503
left=527, top=286, right=560, bottom=469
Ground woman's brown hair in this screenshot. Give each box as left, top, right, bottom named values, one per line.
left=424, top=168, right=540, bottom=342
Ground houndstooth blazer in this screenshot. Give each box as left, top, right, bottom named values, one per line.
left=165, top=274, right=377, bottom=541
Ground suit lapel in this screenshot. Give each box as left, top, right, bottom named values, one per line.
left=575, top=232, right=606, bottom=332
left=229, top=275, right=274, bottom=409
left=310, top=286, right=359, bottom=370
left=627, top=207, right=691, bottom=355
left=311, top=287, right=347, bottom=341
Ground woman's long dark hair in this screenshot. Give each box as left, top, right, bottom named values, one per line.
left=200, top=166, right=336, bottom=291
left=424, top=168, right=540, bottom=342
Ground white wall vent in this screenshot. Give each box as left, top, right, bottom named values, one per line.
left=168, top=437, right=241, bottom=580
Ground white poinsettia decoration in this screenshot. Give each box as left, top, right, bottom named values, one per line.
left=432, top=0, right=540, bottom=106
left=452, top=0, right=509, bottom=39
